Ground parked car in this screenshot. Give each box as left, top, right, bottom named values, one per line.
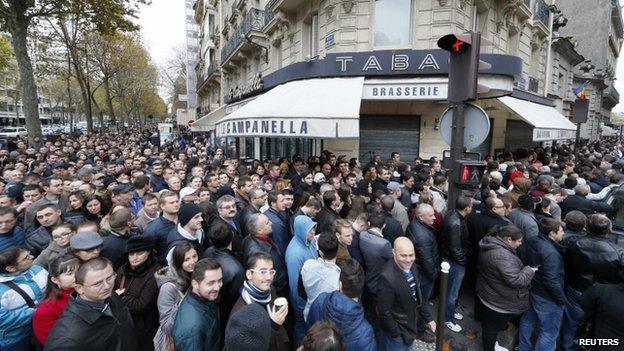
left=602, top=184, right=624, bottom=247
left=0, top=126, right=27, bottom=138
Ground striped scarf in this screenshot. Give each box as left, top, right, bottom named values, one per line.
left=241, top=280, right=272, bottom=307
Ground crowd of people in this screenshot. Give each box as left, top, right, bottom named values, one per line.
left=0, top=127, right=623, bottom=351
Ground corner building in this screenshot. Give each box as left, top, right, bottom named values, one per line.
left=192, top=0, right=596, bottom=161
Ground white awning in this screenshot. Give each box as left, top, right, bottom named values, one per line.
left=215, top=77, right=364, bottom=138
left=498, top=96, right=577, bottom=141
left=190, top=105, right=227, bottom=132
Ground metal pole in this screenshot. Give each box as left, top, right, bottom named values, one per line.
left=436, top=261, right=451, bottom=351
left=575, top=122, right=581, bottom=149
left=447, top=103, right=466, bottom=208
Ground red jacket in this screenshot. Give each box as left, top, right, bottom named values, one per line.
left=33, top=288, right=72, bottom=344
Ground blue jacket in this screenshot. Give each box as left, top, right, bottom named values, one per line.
left=144, top=215, right=177, bottom=265
left=0, top=265, right=47, bottom=348
left=0, top=226, right=25, bottom=251
left=285, top=216, right=318, bottom=316
left=307, top=291, right=376, bottom=351
left=264, top=208, right=289, bottom=257
left=523, top=234, right=566, bottom=305
left=172, top=292, right=221, bottom=351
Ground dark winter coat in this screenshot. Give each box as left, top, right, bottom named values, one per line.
left=565, top=235, right=624, bottom=292
left=307, top=291, right=376, bottom=351
left=561, top=194, right=613, bottom=217
left=467, top=209, right=510, bottom=255
left=143, top=215, right=177, bottom=265
left=172, top=292, right=221, bottom=351
left=382, top=211, right=404, bottom=245
left=202, top=247, right=244, bottom=321
left=476, top=235, right=534, bottom=314
left=377, top=260, right=433, bottom=346
left=440, top=210, right=470, bottom=265
left=358, top=229, right=393, bottom=298
left=406, top=218, right=440, bottom=281
left=44, top=293, right=137, bottom=351
left=579, top=283, right=624, bottom=347
left=0, top=225, right=25, bottom=251
left=115, top=256, right=162, bottom=351
left=523, top=234, right=566, bottom=305
left=264, top=208, right=289, bottom=257
left=316, top=207, right=339, bottom=234
left=24, top=225, right=51, bottom=257
left=242, top=235, right=288, bottom=294
left=101, top=229, right=138, bottom=269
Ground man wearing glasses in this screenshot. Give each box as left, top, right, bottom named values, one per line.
left=230, top=252, right=290, bottom=350
left=45, top=257, right=137, bottom=351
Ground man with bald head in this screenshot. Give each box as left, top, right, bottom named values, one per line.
left=377, top=237, right=436, bottom=348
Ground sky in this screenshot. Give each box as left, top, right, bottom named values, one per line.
left=137, top=0, right=185, bottom=67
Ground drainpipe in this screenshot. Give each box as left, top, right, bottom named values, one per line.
left=543, top=0, right=556, bottom=97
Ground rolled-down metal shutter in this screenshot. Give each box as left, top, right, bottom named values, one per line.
left=359, top=115, right=420, bottom=163
left=505, top=120, right=540, bottom=152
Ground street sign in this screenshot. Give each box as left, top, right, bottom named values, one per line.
left=438, top=103, right=490, bottom=150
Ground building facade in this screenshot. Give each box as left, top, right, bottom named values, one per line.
left=185, top=0, right=200, bottom=118
left=192, top=0, right=600, bottom=162
left=558, top=0, right=622, bottom=140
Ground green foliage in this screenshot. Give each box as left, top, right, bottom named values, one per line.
left=0, top=35, right=13, bottom=73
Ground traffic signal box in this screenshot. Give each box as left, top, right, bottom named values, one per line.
left=437, top=32, right=481, bottom=103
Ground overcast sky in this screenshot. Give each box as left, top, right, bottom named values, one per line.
left=137, top=0, right=185, bottom=67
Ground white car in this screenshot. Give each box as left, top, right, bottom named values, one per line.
left=0, top=126, right=27, bottom=138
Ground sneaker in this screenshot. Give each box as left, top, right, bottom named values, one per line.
left=494, top=341, right=509, bottom=351
left=454, top=312, right=464, bottom=320
left=445, top=321, right=462, bottom=333
left=417, top=330, right=436, bottom=343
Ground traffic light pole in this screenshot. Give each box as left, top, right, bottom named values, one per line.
left=447, top=103, right=466, bottom=209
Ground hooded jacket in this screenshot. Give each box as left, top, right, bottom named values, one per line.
left=0, top=264, right=48, bottom=348
left=307, top=291, right=376, bottom=351
left=502, top=177, right=532, bottom=208
left=285, top=216, right=318, bottom=318
left=476, top=235, right=534, bottom=314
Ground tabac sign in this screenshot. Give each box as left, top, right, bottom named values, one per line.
left=261, top=49, right=523, bottom=91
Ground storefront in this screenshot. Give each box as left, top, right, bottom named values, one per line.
left=200, top=49, right=575, bottom=161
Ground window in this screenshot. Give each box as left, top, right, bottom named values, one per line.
left=310, top=13, right=319, bottom=57
left=374, top=0, right=412, bottom=47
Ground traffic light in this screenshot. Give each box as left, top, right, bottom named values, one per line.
left=437, top=31, right=490, bottom=103
left=455, top=160, right=486, bottom=186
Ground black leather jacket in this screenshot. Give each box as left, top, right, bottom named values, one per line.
left=406, top=219, right=440, bottom=281
left=566, top=235, right=624, bottom=292
left=440, top=210, right=470, bottom=265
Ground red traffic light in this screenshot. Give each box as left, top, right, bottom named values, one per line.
left=438, top=34, right=470, bottom=54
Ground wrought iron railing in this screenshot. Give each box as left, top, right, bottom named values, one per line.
left=533, top=0, right=550, bottom=26
left=528, top=77, right=539, bottom=93
left=221, top=8, right=267, bottom=63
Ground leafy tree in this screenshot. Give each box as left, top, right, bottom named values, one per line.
left=0, top=0, right=149, bottom=139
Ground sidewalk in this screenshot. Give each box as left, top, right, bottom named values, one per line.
left=412, top=289, right=517, bottom=351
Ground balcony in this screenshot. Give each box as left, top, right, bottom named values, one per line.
left=533, top=0, right=550, bottom=37
left=221, top=8, right=267, bottom=64
left=267, top=0, right=306, bottom=14
left=197, top=61, right=221, bottom=92
left=603, top=85, right=620, bottom=109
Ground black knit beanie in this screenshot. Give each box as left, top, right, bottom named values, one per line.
left=225, top=303, right=271, bottom=351
left=178, top=203, right=202, bottom=227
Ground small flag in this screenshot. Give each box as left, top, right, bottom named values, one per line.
left=573, top=82, right=589, bottom=100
